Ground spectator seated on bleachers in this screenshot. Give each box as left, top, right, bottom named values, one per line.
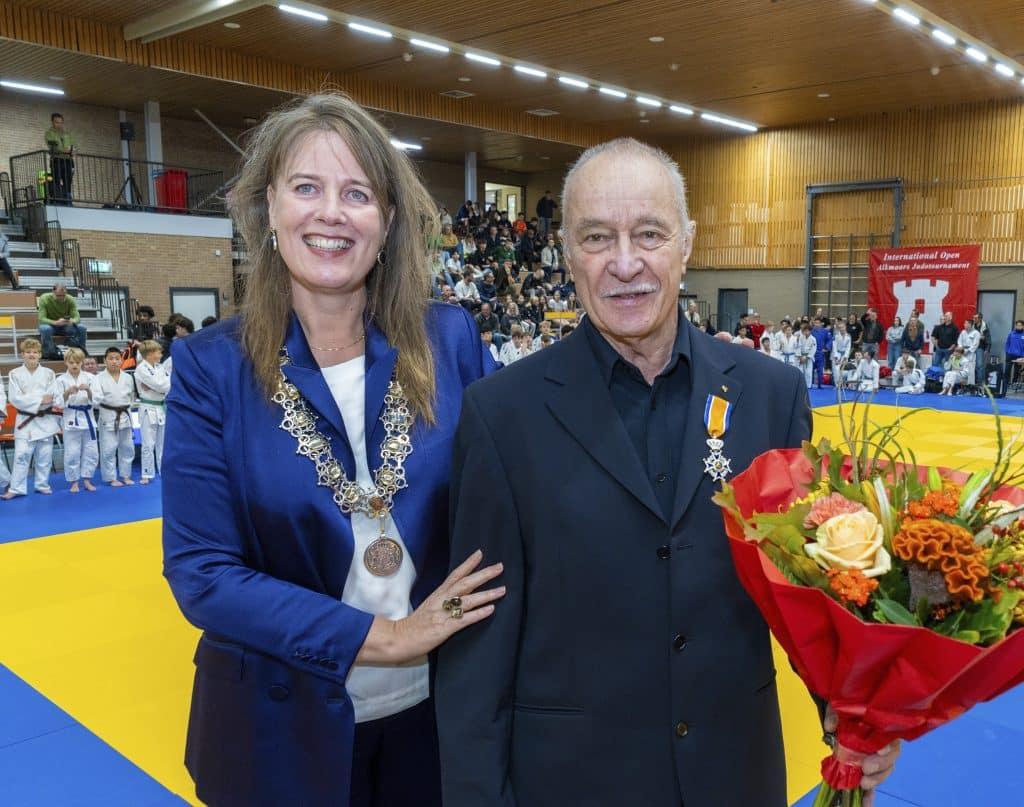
left=37, top=282, right=88, bottom=359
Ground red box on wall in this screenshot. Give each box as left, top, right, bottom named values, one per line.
left=154, top=169, right=188, bottom=212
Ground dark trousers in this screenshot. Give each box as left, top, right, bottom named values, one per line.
left=350, top=697, right=442, bottom=807
left=0, top=256, right=16, bottom=288
left=51, top=156, right=74, bottom=204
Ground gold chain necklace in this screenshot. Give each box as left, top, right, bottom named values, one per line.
left=273, top=348, right=414, bottom=577
left=308, top=332, right=366, bottom=352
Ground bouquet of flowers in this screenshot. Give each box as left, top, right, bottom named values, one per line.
left=714, top=403, right=1024, bottom=807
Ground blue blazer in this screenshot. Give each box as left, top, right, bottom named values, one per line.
left=162, top=302, right=494, bottom=807
left=437, top=324, right=812, bottom=807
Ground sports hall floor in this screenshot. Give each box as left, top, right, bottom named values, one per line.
left=2, top=389, right=1023, bottom=806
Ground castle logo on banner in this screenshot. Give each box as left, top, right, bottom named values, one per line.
left=868, top=245, right=980, bottom=357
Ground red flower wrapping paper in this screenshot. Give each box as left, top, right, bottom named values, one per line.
left=722, top=449, right=1024, bottom=783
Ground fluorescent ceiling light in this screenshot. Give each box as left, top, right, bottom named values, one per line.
left=669, top=105, right=694, bottom=115
left=558, top=77, right=588, bottom=89
left=701, top=112, right=758, bottom=133
left=390, top=139, right=422, bottom=151
left=348, top=22, right=391, bottom=38
left=466, top=52, right=500, bottom=66
left=278, top=4, right=328, bottom=22
left=931, top=28, right=956, bottom=46
left=410, top=38, right=449, bottom=53
left=0, top=80, right=64, bottom=96
left=514, top=66, right=547, bottom=78
left=892, top=8, right=920, bottom=26
left=636, top=96, right=662, bottom=107
left=599, top=87, right=627, bottom=98
left=965, top=47, right=987, bottom=62
left=995, top=63, right=1015, bottom=78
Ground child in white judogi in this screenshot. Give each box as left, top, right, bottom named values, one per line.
left=850, top=349, right=881, bottom=393
left=780, top=325, right=798, bottom=368
left=795, top=323, right=817, bottom=389
left=2, top=338, right=59, bottom=498
left=55, top=347, right=100, bottom=493
left=894, top=357, right=925, bottom=394
left=94, top=346, right=136, bottom=486
left=0, top=373, right=11, bottom=493
left=133, top=340, right=171, bottom=485
left=831, top=324, right=851, bottom=383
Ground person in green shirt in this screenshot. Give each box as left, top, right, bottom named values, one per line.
left=44, top=112, right=77, bottom=205
left=37, top=282, right=88, bottom=358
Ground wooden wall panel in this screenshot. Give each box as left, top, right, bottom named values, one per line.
left=673, top=99, right=1024, bottom=269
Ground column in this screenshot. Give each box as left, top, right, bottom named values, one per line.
left=464, top=151, right=477, bottom=205
left=144, top=100, right=163, bottom=208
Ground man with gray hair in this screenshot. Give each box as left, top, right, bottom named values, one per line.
left=437, top=138, right=899, bottom=806
left=37, top=282, right=88, bottom=358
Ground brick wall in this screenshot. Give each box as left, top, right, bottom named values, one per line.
left=60, top=228, right=234, bottom=323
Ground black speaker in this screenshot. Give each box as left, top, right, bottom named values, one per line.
left=119, top=121, right=135, bottom=142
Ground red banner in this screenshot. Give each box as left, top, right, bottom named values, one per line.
left=868, top=245, right=979, bottom=357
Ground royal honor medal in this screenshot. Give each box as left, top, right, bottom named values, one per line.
left=702, top=394, right=733, bottom=482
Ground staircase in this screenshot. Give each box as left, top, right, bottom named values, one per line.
left=1, top=218, right=122, bottom=373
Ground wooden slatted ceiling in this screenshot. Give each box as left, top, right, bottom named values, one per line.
left=906, top=0, right=1024, bottom=58
left=173, top=0, right=1024, bottom=130
left=9, top=0, right=180, bottom=26
left=0, top=1, right=616, bottom=148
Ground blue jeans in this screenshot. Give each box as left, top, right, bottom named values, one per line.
left=39, top=322, right=88, bottom=356
left=932, top=346, right=952, bottom=371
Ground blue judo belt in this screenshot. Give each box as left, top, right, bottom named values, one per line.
left=66, top=404, right=96, bottom=440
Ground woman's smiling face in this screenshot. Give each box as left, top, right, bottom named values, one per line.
left=267, top=130, right=389, bottom=299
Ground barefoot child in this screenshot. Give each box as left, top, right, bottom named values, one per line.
left=56, top=347, right=99, bottom=492
left=2, top=338, right=59, bottom=498
left=94, top=346, right=136, bottom=486
left=134, top=340, right=170, bottom=484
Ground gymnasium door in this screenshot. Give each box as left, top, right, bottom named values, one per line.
left=978, top=290, right=1017, bottom=362
left=717, top=289, right=748, bottom=335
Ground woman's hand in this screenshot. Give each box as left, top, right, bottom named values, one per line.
left=355, top=549, right=505, bottom=666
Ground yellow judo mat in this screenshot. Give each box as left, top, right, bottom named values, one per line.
left=0, top=405, right=1014, bottom=806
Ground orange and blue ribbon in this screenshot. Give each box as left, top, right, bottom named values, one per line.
left=704, top=394, right=732, bottom=439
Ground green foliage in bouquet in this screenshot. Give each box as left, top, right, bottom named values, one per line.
left=715, top=395, right=1024, bottom=646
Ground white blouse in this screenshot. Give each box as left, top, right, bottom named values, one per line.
left=321, top=356, right=428, bottom=724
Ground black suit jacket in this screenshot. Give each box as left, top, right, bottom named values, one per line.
left=437, top=324, right=811, bottom=807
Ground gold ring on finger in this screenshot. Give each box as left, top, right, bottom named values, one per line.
left=450, top=606, right=464, bottom=619
left=442, top=596, right=462, bottom=611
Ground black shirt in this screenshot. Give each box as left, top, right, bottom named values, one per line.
left=583, top=310, right=691, bottom=521
left=932, top=322, right=959, bottom=349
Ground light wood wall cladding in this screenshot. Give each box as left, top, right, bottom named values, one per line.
left=674, top=99, right=1024, bottom=269
left=0, top=1, right=612, bottom=148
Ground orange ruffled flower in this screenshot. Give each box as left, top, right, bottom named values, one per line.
left=826, top=568, right=879, bottom=607
left=906, top=489, right=960, bottom=520
left=891, top=519, right=989, bottom=603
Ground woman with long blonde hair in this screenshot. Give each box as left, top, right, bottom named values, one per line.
left=162, top=93, right=503, bottom=807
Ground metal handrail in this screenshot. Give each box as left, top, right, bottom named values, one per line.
left=77, top=254, right=131, bottom=339
left=9, top=150, right=226, bottom=216
left=46, top=220, right=63, bottom=268
left=0, top=171, right=12, bottom=217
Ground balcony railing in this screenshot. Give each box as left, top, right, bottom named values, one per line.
left=9, top=150, right=227, bottom=216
